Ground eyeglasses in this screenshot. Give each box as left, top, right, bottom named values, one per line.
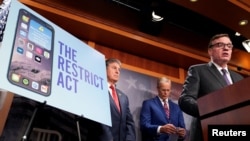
left=210, top=42, right=233, bottom=49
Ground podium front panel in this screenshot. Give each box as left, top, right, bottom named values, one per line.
left=201, top=105, right=250, bottom=141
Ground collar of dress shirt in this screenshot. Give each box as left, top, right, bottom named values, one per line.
left=158, top=96, right=168, bottom=105
left=211, top=61, right=229, bottom=75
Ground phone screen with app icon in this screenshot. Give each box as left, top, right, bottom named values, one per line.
left=7, top=8, right=54, bottom=96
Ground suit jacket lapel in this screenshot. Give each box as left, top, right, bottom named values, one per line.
left=109, top=91, right=120, bottom=113
left=154, top=97, right=169, bottom=121
left=116, top=90, right=123, bottom=113
left=207, top=62, right=228, bottom=87
left=228, top=70, right=239, bottom=84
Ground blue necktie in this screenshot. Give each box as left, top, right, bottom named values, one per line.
left=221, top=69, right=231, bottom=85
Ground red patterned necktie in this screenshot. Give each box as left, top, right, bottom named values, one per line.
left=163, top=99, right=169, bottom=119
left=110, top=85, right=120, bottom=112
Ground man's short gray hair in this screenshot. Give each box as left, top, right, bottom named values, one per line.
left=157, top=77, right=171, bottom=88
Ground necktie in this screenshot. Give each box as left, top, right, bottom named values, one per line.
left=221, top=69, right=231, bottom=85
left=163, top=99, right=170, bottom=119
left=110, top=85, right=120, bottom=112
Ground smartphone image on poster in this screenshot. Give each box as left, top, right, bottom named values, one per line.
left=7, top=8, right=54, bottom=96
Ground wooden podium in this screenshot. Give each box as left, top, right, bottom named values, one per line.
left=197, top=77, right=250, bottom=141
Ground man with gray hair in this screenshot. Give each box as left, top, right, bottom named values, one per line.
left=140, top=76, right=186, bottom=141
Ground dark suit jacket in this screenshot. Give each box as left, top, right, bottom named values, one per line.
left=108, top=88, right=136, bottom=141
left=178, top=62, right=244, bottom=141
left=80, top=88, right=136, bottom=141
left=140, top=96, right=186, bottom=141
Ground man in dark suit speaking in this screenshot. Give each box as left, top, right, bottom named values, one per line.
left=178, top=33, right=244, bottom=141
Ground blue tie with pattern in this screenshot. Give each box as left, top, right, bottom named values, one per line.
left=221, top=69, right=231, bottom=85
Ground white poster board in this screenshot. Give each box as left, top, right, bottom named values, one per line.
left=0, top=0, right=111, bottom=126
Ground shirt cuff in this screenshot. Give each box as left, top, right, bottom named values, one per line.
left=157, top=126, right=162, bottom=134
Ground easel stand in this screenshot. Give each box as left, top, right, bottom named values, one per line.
left=21, top=101, right=46, bottom=141
left=75, top=116, right=82, bottom=141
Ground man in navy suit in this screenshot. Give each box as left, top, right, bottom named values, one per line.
left=178, top=33, right=244, bottom=141
left=105, top=58, right=136, bottom=141
left=140, top=77, right=186, bottom=141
